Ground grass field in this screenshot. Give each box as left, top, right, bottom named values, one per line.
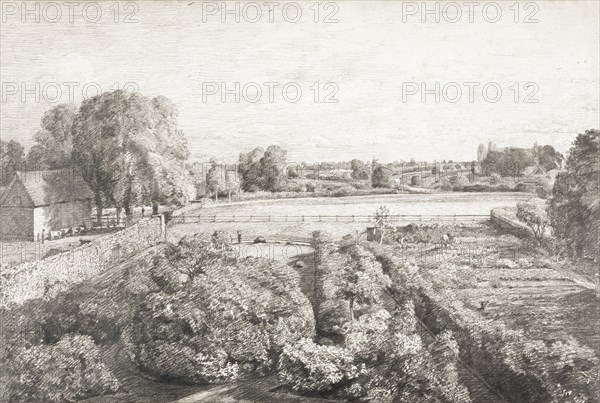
left=168, top=192, right=531, bottom=241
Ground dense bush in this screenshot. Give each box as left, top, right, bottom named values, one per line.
left=516, top=198, right=549, bottom=238
left=279, top=301, right=471, bottom=402
left=279, top=338, right=363, bottom=394
left=280, top=237, right=471, bottom=401
left=125, top=234, right=315, bottom=383
left=3, top=334, right=119, bottom=402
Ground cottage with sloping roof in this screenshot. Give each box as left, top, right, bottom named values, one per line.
left=0, top=169, right=93, bottom=241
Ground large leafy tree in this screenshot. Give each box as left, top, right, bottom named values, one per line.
left=238, top=145, right=287, bottom=192
left=72, top=90, right=194, bottom=221
left=371, top=165, right=392, bottom=188
left=549, top=129, right=599, bottom=260
left=350, top=159, right=370, bottom=180
left=0, top=139, right=25, bottom=184
left=238, top=147, right=265, bottom=191
left=26, top=103, right=77, bottom=170
left=260, top=145, right=287, bottom=191
left=537, top=144, right=564, bottom=171
left=206, top=161, right=225, bottom=201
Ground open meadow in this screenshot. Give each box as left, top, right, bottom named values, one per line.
left=168, top=192, right=532, bottom=241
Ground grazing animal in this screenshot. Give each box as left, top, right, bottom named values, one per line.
left=49, top=230, right=62, bottom=240
left=477, top=300, right=490, bottom=311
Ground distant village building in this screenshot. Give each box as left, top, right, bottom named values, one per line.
left=0, top=170, right=93, bottom=241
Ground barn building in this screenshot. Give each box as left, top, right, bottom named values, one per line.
left=0, top=170, right=93, bottom=241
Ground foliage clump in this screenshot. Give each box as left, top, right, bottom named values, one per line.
left=3, top=334, right=120, bottom=403
left=126, top=234, right=315, bottom=383
left=278, top=234, right=471, bottom=402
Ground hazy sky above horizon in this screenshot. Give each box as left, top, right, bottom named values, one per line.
left=1, top=1, right=598, bottom=163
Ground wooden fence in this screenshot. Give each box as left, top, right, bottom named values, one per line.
left=170, top=214, right=490, bottom=224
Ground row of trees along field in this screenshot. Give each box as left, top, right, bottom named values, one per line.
left=0, top=91, right=196, bottom=222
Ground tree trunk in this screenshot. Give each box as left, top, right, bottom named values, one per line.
left=228, top=190, right=231, bottom=203
left=124, top=181, right=132, bottom=220
left=94, top=171, right=103, bottom=227
left=349, top=298, right=355, bottom=321
left=95, top=191, right=103, bottom=227
left=116, top=207, right=122, bottom=225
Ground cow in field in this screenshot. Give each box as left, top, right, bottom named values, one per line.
left=49, top=230, right=62, bottom=240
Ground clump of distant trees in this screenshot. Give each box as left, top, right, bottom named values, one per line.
left=478, top=142, right=563, bottom=176
left=350, top=159, right=370, bottom=180
left=238, top=145, right=288, bottom=192
left=1, top=91, right=196, bottom=221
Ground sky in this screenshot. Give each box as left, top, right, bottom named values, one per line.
left=1, top=0, right=599, bottom=163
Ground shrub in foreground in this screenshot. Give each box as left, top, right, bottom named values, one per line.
left=4, top=334, right=119, bottom=402
left=126, top=235, right=315, bottom=383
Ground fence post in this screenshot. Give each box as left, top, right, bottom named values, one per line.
left=352, top=215, right=355, bottom=222
left=419, top=215, right=422, bottom=222
left=302, top=215, right=305, bottom=222
left=319, top=215, right=322, bottom=222
left=213, top=215, right=216, bottom=222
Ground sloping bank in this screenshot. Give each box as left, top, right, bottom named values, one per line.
left=367, top=244, right=599, bottom=403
